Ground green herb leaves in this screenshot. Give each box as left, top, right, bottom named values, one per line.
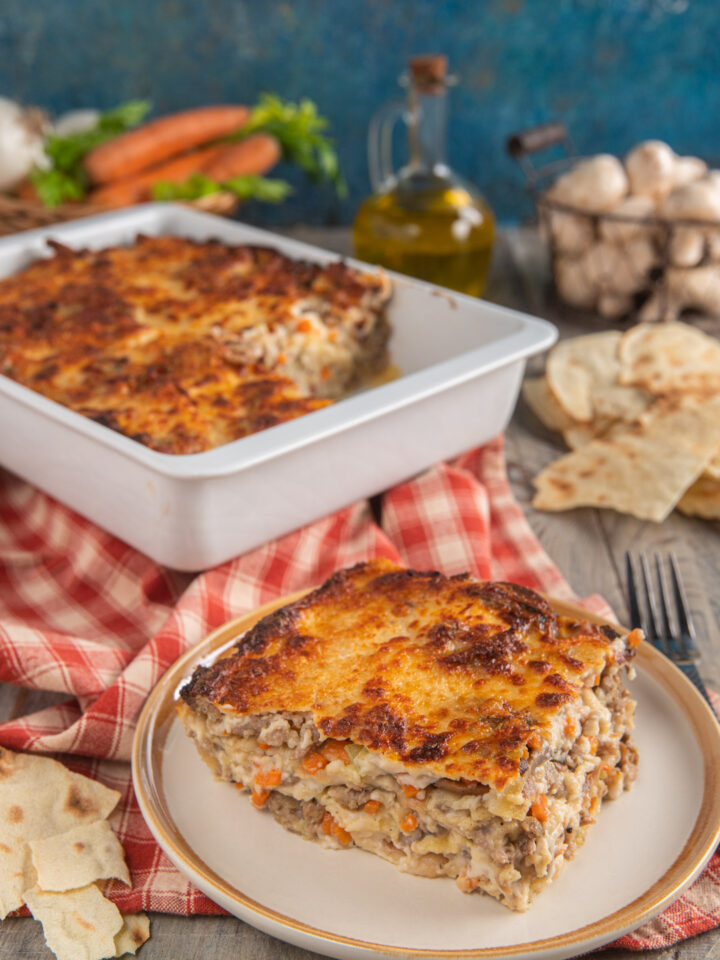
left=238, top=94, right=346, bottom=196
left=152, top=174, right=292, bottom=203
left=30, top=100, right=151, bottom=207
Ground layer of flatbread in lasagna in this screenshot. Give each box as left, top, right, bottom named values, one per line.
left=0, top=235, right=391, bottom=453
left=178, top=558, right=639, bottom=911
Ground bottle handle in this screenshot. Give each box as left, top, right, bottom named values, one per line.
left=368, top=99, right=407, bottom=193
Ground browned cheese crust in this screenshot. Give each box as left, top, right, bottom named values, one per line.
left=0, top=235, right=391, bottom=454
left=181, top=557, right=638, bottom=790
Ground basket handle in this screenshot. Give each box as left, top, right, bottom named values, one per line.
left=506, top=123, right=574, bottom=184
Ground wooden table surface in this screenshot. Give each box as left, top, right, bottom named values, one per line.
left=2, top=226, right=719, bottom=960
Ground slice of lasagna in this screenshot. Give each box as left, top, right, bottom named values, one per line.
left=178, top=558, right=639, bottom=911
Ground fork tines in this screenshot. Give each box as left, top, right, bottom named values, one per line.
left=624, top=552, right=700, bottom=664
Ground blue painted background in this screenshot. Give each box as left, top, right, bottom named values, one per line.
left=0, top=0, right=717, bottom=226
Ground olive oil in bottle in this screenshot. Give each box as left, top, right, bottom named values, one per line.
left=353, top=55, right=494, bottom=297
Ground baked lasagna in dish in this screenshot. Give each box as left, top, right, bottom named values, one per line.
left=0, top=235, right=391, bottom=453
left=179, top=558, right=640, bottom=911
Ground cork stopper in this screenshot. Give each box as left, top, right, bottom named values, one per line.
left=408, top=55, right=448, bottom=94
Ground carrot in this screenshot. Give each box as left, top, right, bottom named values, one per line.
left=531, top=795, right=549, bottom=822
left=255, top=768, right=282, bottom=788
left=84, top=105, right=251, bottom=184
left=363, top=800, right=381, bottom=814
left=202, top=133, right=281, bottom=181
left=301, top=751, right=328, bottom=775
left=401, top=783, right=419, bottom=798
left=322, top=740, right=349, bottom=763
left=400, top=812, right=418, bottom=833
left=89, top=144, right=226, bottom=208
left=250, top=789, right=269, bottom=808
left=332, top=822, right=352, bottom=846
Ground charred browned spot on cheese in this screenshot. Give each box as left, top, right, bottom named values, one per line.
left=64, top=786, right=99, bottom=818
left=559, top=653, right=585, bottom=671
left=536, top=691, right=573, bottom=708
left=543, top=673, right=573, bottom=691
left=405, top=732, right=452, bottom=763
left=362, top=681, right=386, bottom=699
left=600, top=625, right=621, bottom=641
left=7, top=805, right=23, bottom=824
left=508, top=672, right=526, bottom=686
left=438, top=624, right=529, bottom=674
left=528, top=659, right=551, bottom=673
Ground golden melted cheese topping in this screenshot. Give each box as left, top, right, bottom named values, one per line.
left=182, top=558, right=637, bottom=789
left=0, top=235, right=389, bottom=454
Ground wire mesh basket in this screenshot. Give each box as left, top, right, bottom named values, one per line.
left=507, top=123, right=720, bottom=323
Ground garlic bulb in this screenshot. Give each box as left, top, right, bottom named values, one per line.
left=0, top=98, right=48, bottom=192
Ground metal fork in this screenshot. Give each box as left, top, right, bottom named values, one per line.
left=625, top=552, right=713, bottom=707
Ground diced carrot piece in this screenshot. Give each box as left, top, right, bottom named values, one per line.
left=589, top=796, right=599, bottom=815
left=531, top=794, right=549, bottom=822
left=258, top=742, right=271, bottom=750
left=363, top=800, right=381, bottom=814
left=321, top=812, right=334, bottom=836
left=234, top=782, right=244, bottom=790
left=250, top=790, right=269, bottom=808
left=401, top=783, right=419, bottom=798
left=564, top=717, right=577, bottom=738
left=627, top=628, right=643, bottom=649
left=332, top=823, right=353, bottom=846
left=401, top=812, right=418, bottom=833
left=255, top=768, right=282, bottom=788
left=527, top=731, right=543, bottom=751
left=322, top=740, right=350, bottom=763
left=328, top=329, right=339, bottom=342
left=297, top=318, right=313, bottom=333
left=276, top=353, right=287, bottom=364
left=588, top=736, right=598, bottom=755
left=302, top=751, right=329, bottom=775
left=321, top=366, right=331, bottom=381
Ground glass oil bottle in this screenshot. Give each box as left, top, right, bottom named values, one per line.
left=353, top=55, right=494, bottom=297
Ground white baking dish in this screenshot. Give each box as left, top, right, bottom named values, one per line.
left=0, top=205, right=556, bottom=570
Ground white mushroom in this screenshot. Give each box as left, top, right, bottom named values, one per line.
left=640, top=264, right=720, bottom=322
left=547, top=154, right=628, bottom=213
left=580, top=238, right=658, bottom=297
left=546, top=209, right=594, bottom=255
left=598, top=293, right=634, bottom=319
left=553, top=255, right=597, bottom=309
left=599, top=194, right=658, bottom=244
left=662, top=178, right=720, bottom=267
left=625, top=140, right=707, bottom=200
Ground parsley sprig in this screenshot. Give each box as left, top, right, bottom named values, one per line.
left=152, top=174, right=292, bottom=203
left=232, top=94, right=346, bottom=196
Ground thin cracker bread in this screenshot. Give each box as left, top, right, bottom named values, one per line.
left=522, top=377, right=575, bottom=432
left=619, top=321, right=720, bottom=394
left=0, top=749, right=120, bottom=917
left=30, top=819, right=130, bottom=892
left=546, top=331, right=650, bottom=424
left=677, top=475, right=720, bottom=518
left=23, top=883, right=123, bottom=960
left=114, top=913, right=151, bottom=956
left=532, top=401, right=720, bottom=521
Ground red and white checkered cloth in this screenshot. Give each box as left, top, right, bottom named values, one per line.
left=0, top=436, right=717, bottom=948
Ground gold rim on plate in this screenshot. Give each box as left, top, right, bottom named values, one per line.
left=132, top=591, right=720, bottom=958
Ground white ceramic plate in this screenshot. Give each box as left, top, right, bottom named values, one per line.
left=132, top=594, right=720, bottom=960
